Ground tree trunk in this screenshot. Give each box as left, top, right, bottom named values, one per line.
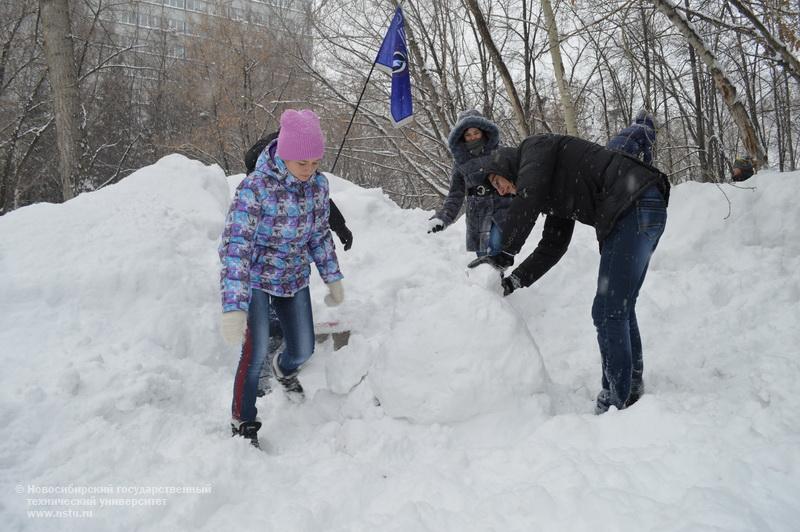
left=772, top=64, right=786, bottom=171
left=464, top=0, right=529, bottom=136
left=640, top=5, right=653, bottom=113
left=652, top=0, right=767, bottom=168
left=737, top=36, right=767, bottom=154
left=783, top=72, right=796, bottom=171
left=541, top=0, right=577, bottom=135
left=39, top=0, right=81, bottom=201
left=685, top=0, right=708, bottom=180
left=657, top=54, right=675, bottom=177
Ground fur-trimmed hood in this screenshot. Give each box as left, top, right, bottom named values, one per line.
left=447, top=110, right=501, bottom=163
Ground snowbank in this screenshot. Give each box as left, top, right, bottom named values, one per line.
left=1, top=156, right=798, bottom=532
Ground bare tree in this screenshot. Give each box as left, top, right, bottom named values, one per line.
left=39, top=0, right=81, bottom=200
left=652, top=0, right=767, bottom=167
left=728, top=0, right=800, bottom=84
left=3, top=0, right=799, bottom=215
left=464, top=0, right=529, bottom=136
left=541, top=0, right=577, bottom=135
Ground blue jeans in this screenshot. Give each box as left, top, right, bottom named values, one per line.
left=268, top=302, right=284, bottom=350
left=592, top=186, right=666, bottom=411
left=232, top=287, right=315, bottom=421
left=477, top=222, right=503, bottom=257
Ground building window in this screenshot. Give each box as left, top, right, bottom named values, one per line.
left=186, top=0, right=206, bottom=13
left=166, top=18, right=186, bottom=33
left=137, top=13, right=162, bottom=28
left=166, top=0, right=185, bottom=8
left=168, top=44, right=186, bottom=58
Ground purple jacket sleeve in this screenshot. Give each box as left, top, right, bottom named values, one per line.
left=219, top=179, right=261, bottom=312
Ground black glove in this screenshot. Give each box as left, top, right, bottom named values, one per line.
left=467, top=251, right=514, bottom=272
left=501, top=274, right=523, bottom=297
left=333, top=224, right=353, bottom=251
left=427, top=217, right=445, bottom=234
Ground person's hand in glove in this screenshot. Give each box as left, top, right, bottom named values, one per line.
left=221, top=310, right=247, bottom=346
left=333, top=224, right=353, bottom=251
left=427, top=218, right=445, bottom=234
left=467, top=251, right=515, bottom=272
left=324, top=280, right=345, bottom=306
left=501, top=274, right=523, bottom=297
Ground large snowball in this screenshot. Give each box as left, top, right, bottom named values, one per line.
left=368, top=273, right=548, bottom=424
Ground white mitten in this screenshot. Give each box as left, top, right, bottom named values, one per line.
left=427, top=218, right=446, bottom=233
left=324, top=280, right=345, bottom=307
left=220, top=311, right=247, bottom=346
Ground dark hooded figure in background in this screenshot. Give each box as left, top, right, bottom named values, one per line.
left=469, top=133, right=670, bottom=414
left=606, top=109, right=657, bottom=165
left=427, top=110, right=516, bottom=257
left=731, top=156, right=755, bottom=182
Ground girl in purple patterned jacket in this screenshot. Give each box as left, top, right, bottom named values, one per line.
left=219, top=109, right=344, bottom=448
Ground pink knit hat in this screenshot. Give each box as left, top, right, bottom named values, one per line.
left=276, top=109, right=326, bottom=161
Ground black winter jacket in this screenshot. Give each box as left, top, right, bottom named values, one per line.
left=489, top=134, right=670, bottom=288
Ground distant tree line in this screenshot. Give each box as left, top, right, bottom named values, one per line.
left=1, top=0, right=798, bottom=214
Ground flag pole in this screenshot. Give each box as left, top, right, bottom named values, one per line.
left=330, top=1, right=408, bottom=175
left=329, top=59, right=379, bottom=175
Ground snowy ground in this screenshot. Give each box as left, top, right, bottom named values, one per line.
left=1, top=155, right=798, bottom=531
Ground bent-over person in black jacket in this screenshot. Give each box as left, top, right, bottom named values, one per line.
left=470, top=133, right=670, bottom=414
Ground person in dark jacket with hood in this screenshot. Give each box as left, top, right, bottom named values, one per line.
left=428, top=110, right=515, bottom=256
left=469, top=133, right=670, bottom=414
left=606, top=110, right=656, bottom=165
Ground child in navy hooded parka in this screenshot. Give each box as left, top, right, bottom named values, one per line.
left=219, top=109, right=343, bottom=448
left=606, top=110, right=656, bottom=165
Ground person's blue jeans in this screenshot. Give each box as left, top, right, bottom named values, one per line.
left=592, top=186, right=666, bottom=411
left=268, top=303, right=283, bottom=347
left=477, top=222, right=503, bottom=257
left=232, top=287, right=315, bottom=422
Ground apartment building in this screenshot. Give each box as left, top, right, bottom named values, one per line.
left=94, top=0, right=311, bottom=60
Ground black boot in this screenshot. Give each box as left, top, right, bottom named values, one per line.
left=626, top=381, right=644, bottom=407
left=231, top=420, right=262, bottom=449
left=271, top=353, right=305, bottom=402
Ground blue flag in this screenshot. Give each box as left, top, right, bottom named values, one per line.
left=375, top=7, right=413, bottom=127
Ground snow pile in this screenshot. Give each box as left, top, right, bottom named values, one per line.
left=1, top=156, right=799, bottom=531
left=370, top=262, right=547, bottom=423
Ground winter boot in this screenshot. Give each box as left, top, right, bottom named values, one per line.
left=256, top=372, right=272, bottom=398
left=271, top=353, right=305, bottom=402
left=231, top=419, right=262, bottom=449
left=594, top=389, right=612, bottom=415
left=626, top=380, right=645, bottom=407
